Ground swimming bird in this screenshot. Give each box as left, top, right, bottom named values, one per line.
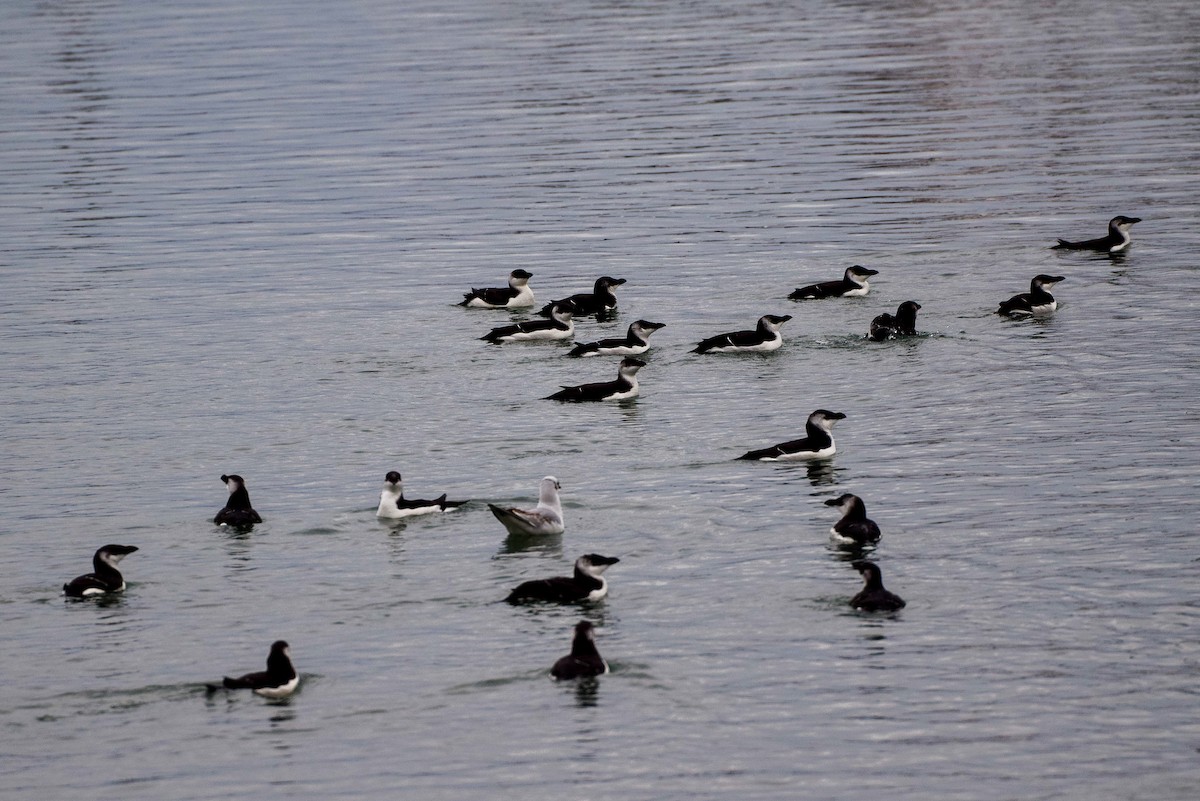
left=568, top=320, right=665, bottom=357
left=825, top=493, right=881, bottom=545
left=868, top=301, right=921, bottom=341
left=849, top=561, right=905, bottom=612
left=506, top=554, right=620, bottom=604
left=459, top=269, right=535, bottom=308
left=997, top=274, right=1065, bottom=317
left=789, top=266, right=878, bottom=299
left=208, top=640, right=299, bottom=699
left=1053, top=215, right=1141, bottom=252
left=488, top=476, right=565, bottom=535
left=481, top=303, right=574, bottom=343
left=738, top=409, right=846, bottom=461
left=546, top=357, right=644, bottom=402
left=376, top=471, right=467, bottom=518
left=214, top=474, right=262, bottom=526
left=538, top=276, right=626, bottom=317
left=551, top=621, right=608, bottom=680
left=692, top=314, right=791, bottom=354
left=63, top=544, right=139, bottom=598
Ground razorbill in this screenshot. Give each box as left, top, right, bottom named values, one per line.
left=538, top=276, right=625, bottom=317
left=459, top=269, right=535, bottom=308
left=997, top=274, right=1064, bottom=317
left=738, top=409, right=846, bottom=461
left=849, top=561, right=905, bottom=612
left=568, top=320, right=665, bottom=357
left=1053, top=215, right=1141, bottom=252
left=488, top=476, right=564, bottom=535
left=506, top=554, right=620, bottom=604
left=789, top=266, right=878, bottom=300
left=481, top=303, right=574, bottom=343
left=63, top=544, right=139, bottom=598
left=214, top=474, right=262, bottom=526
left=825, top=494, right=881, bottom=545
left=546, top=357, right=644, bottom=402
left=551, top=621, right=608, bottom=680
left=207, top=640, right=299, bottom=699
left=692, top=314, right=792, bottom=354
left=376, top=471, right=467, bottom=518
left=869, top=301, right=922, bottom=341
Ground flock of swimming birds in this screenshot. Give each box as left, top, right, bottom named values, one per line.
left=62, top=215, right=1141, bottom=693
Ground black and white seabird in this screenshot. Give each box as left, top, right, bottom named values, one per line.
left=1053, top=215, right=1141, bottom=252
left=551, top=620, right=608, bottom=680
left=825, top=494, right=881, bottom=545
left=692, top=314, right=792, bottom=354
left=869, top=301, right=922, bottom=341
left=63, top=544, right=138, bottom=598
left=459, top=269, right=535, bottom=308
left=997, top=274, right=1065, bottom=317
left=738, top=409, right=846, bottom=461
left=538, top=276, right=626, bottom=318
left=214, top=474, right=262, bottom=526
left=546, top=357, right=644, bottom=402
left=208, top=640, right=299, bottom=699
left=789, top=266, right=879, bottom=300
left=506, top=554, right=621, bottom=604
left=489, top=476, right=565, bottom=535
left=376, top=471, right=467, bottom=519
left=849, top=561, right=905, bottom=612
left=481, top=303, right=574, bottom=343
left=568, top=320, right=665, bottom=357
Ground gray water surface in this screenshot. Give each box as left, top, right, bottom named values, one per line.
left=2, top=1, right=1199, bottom=799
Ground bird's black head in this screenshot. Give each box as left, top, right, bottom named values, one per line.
left=384, top=471, right=402, bottom=485
left=98, top=544, right=139, bottom=557
left=581, top=554, right=621, bottom=567
left=851, top=560, right=881, bottom=580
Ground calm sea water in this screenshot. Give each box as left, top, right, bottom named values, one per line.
left=2, top=1, right=1198, bottom=799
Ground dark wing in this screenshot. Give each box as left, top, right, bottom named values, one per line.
left=568, top=341, right=599, bottom=357
left=851, top=589, right=905, bottom=612
left=506, top=576, right=582, bottom=603
left=997, top=293, right=1031, bottom=315
left=483, top=319, right=550, bottom=341
left=63, top=573, right=108, bottom=597
left=1053, top=236, right=1105, bottom=250
left=693, top=330, right=753, bottom=353
left=547, top=379, right=615, bottom=401
left=223, top=670, right=271, bottom=690
left=540, top=293, right=595, bottom=317
left=869, top=313, right=896, bottom=341
left=569, top=336, right=624, bottom=357
left=551, top=654, right=602, bottom=680
left=839, top=520, right=882, bottom=543
left=396, top=494, right=447, bottom=510
left=215, top=508, right=262, bottom=525
left=737, top=436, right=808, bottom=460
left=461, top=286, right=515, bottom=306
left=789, top=280, right=838, bottom=299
